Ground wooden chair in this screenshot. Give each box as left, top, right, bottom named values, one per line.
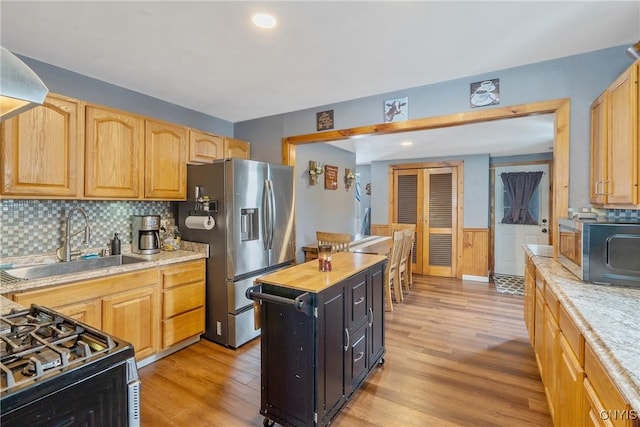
left=398, top=227, right=415, bottom=294
left=370, top=224, right=392, bottom=237
left=316, top=231, right=351, bottom=253
left=384, top=230, right=405, bottom=310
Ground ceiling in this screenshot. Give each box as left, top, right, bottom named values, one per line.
left=326, top=113, right=556, bottom=165
left=1, top=1, right=638, bottom=163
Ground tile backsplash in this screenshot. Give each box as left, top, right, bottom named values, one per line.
left=604, top=208, right=640, bottom=220
left=0, top=200, right=173, bottom=258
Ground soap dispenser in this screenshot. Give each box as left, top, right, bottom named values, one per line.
left=111, top=233, right=121, bottom=256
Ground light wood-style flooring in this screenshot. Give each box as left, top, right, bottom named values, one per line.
left=139, top=275, right=552, bottom=426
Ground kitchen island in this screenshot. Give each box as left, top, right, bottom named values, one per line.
left=248, top=252, right=387, bottom=427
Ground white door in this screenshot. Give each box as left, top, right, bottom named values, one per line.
left=494, top=164, right=550, bottom=276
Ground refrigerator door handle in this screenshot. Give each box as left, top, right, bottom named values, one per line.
left=261, top=179, right=269, bottom=250
left=267, top=179, right=275, bottom=249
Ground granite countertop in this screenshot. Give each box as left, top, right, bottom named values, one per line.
left=257, top=252, right=387, bottom=293
left=0, top=241, right=208, bottom=295
left=524, top=244, right=640, bottom=412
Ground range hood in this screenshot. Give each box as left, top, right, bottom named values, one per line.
left=0, top=47, right=49, bottom=120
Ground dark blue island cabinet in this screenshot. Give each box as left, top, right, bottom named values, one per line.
left=248, top=252, right=387, bottom=427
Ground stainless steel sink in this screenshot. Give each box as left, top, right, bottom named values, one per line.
left=1, top=255, right=146, bottom=281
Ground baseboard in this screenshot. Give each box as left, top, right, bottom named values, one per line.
left=136, top=335, right=201, bottom=368
left=462, top=274, right=489, bottom=282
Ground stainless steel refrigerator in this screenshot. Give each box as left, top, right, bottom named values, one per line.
left=177, top=158, right=295, bottom=348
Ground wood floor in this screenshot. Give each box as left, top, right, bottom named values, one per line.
left=139, top=275, right=552, bottom=426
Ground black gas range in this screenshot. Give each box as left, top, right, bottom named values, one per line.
left=1, top=304, right=140, bottom=426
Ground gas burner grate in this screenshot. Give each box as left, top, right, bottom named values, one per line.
left=1, top=305, right=117, bottom=394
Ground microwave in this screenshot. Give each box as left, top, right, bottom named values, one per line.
left=558, top=218, right=640, bottom=287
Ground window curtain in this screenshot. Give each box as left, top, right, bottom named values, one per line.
left=500, top=171, right=543, bottom=225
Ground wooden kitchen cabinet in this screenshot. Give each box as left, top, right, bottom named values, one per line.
left=555, top=320, right=584, bottom=427
left=144, top=119, right=188, bottom=199
left=160, top=259, right=205, bottom=348
left=590, top=61, right=639, bottom=207
left=524, top=248, right=637, bottom=427
left=10, top=268, right=160, bottom=360
left=224, top=137, right=250, bottom=159
left=583, top=345, right=634, bottom=427
left=84, top=105, right=144, bottom=198
left=524, top=253, right=536, bottom=346
left=543, top=295, right=560, bottom=421
left=102, top=285, right=159, bottom=360
left=188, top=129, right=224, bottom=164
left=590, top=91, right=608, bottom=205
left=1, top=93, right=83, bottom=198
left=533, top=276, right=545, bottom=374
left=53, top=299, right=102, bottom=330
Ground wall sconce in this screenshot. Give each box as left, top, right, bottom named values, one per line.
left=308, top=160, right=324, bottom=185
left=344, top=168, right=356, bottom=190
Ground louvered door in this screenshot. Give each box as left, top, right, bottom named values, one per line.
left=394, top=170, right=423, bottom=273
left=393, top=166, right=457, bottom=277
left=425, top=168, right=457, bottom=276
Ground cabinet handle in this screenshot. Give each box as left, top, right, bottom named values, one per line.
left=344, top=328, right=350, bottom=352
left=368, top=307, right=373, bottom=327
left=354, top=351, right=364, bottom=363
left=595, top=181, right=602, bottom=195
left=354, top=296, right=365, bottom=306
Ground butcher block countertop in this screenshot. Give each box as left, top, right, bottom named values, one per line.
left=525, top=244, right=640, bottom=412
left=0, top=241, right=208, bottom=294
left=258, top=252, right=387, bottom=293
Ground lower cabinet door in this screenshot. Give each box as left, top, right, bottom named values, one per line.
left=54, top=299, right=102, bottom=330
left=102, top=286, right=159, bottom=360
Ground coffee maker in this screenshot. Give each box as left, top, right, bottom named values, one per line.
left=132, top=215, right=160, bottom=255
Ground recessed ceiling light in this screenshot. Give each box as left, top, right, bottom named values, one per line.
left=252, top=13, right=277, bottom=29
left=401, top=141, right=413, bottom=146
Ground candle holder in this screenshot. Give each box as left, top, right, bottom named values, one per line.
left=318, top=244, right=332, bottom=271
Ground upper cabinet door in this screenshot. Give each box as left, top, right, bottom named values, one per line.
left=589, top=92, right=608, bottom=205
left=1, top=94, right=83, bottom=197
left=224, top=137, right=250, bottom=160
left=85, top=105, right=144, bottom=198
left=144, top=119, right=187, bottom=200
left=607, top=63, right=638, bottom=205
left=189, top=129, right=224, bottom=164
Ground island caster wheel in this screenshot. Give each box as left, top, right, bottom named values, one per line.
left=378, top=358, right=385, bottom=366
left=263, top=418, right=275, bottom=427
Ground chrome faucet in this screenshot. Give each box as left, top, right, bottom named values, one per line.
left=56, top=207, right=91, bottom=262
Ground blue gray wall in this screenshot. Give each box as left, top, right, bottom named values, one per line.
left=19, top=55, right=233, bottom=136
left=235, top=45, right=635, bottom=231
left=295, top=144, right=357, bottom=262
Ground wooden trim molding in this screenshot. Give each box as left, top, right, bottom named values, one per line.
left=282, top=98, right=570, bottom=257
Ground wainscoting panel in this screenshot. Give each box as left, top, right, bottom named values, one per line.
left=462, top=228, right=489, bottom=281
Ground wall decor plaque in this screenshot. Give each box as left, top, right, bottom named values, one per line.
left=316, top=110, right=334, bottom=131
left=324, top=165, right=338, bottom=190
left=384, top=97, right=408, bottom=123
left=470, top=78, right=500, bottom=107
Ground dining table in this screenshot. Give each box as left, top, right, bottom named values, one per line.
left=301, top=234, right=392, bottom=261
